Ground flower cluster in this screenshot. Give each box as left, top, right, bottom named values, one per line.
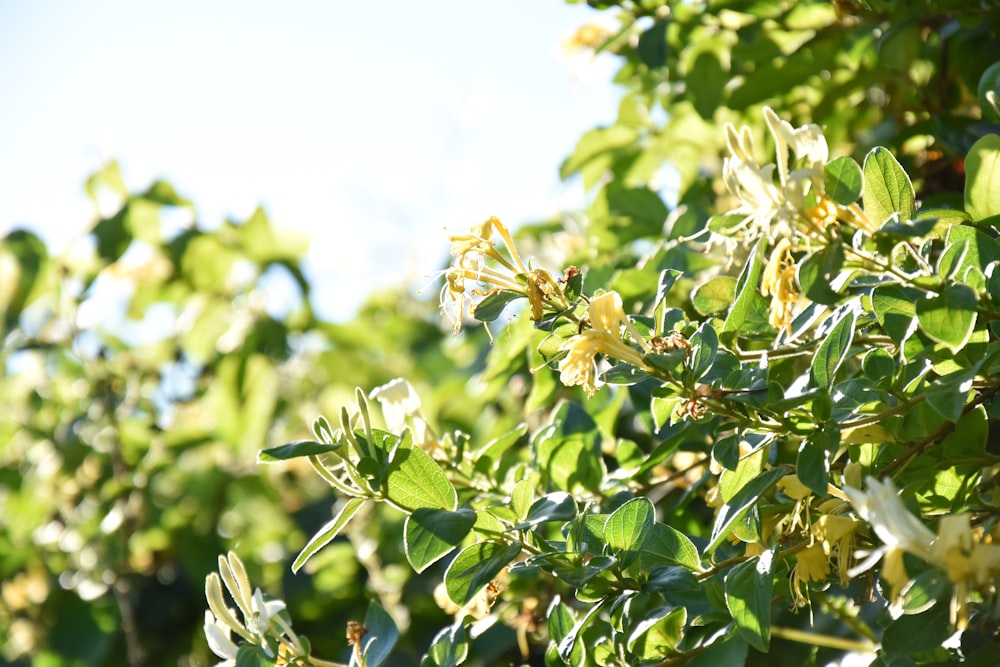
left=846, top=477, right=1000, bottom=628
left=440, top=216, right=566, bottom=334
left=204, top=552, right=306, bottom=666
left=557, top=291, right=652, bottom=396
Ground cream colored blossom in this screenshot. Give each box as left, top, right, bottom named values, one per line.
left=204, top=610, right=238, bottom=667
left=557, top=291, right=651, bottom=395
left=760, top=238, right=799, bottom=332
left=369, top=377, right=442, bottom=454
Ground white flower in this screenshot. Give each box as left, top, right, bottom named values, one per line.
left=369, top=378, right=422, bottom=433
left=844, top=477, right=935, bottom=561
left=204, top=610, right=238, bottom=667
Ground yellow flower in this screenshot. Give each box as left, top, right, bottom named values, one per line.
left=812, top=514, right=861, bottom=586
left=792, top=544, right=831, bottom=606
left=557, top=291, right=651, bottom=395
left=760, top=238, right=798, bottom=332
left=930, top=514, right=1000, bottom=628
left=440, top=217, right=565, bottom=333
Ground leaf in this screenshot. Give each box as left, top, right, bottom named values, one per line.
left=604, top=497, right=655, bottom=568
left=810, top=306, right=857, bottom=388
left=472, top=289, right=524, bottom=322
left=639, top=522, right=702, bottom=572
left=724, top=550, right=775, bottom=652
left=797, top=242, right=844, bottom=306
left=444, top=541, right=522, bottom=607
left=825, top=156, right=864, bottom=205
left=862, top=146, right=915, bottom=226
left=942, top=406, right=988, bottom=461
left=692, top=276, right=736, bottom=316
left=546, top=598, right=583, bottom=667
left=722, top=239, right=770, bottom=341
left=358, top=601, right=398, bottom=667
left=514, top=492, right=577, bottom=530
left=423, top=622, right=469, bottom=667
left=293, top=498, right=366, bottom=573
left=881, top=600, right=951, bottom=657
left=511, top=479, right=535, bottom=519
left=925, top=363, right=982, bottom=423
left=871, top=285, right=922, bottom=344
left=688, top=321, right=719, bottom=380
left=797, top=424, right=840, bottom=495
left=914, top=284, right=977, bottom=354
left=404, top=508, right=477, bottom=573
left=627, top=606, right=686, bottom=660
left=637, top=20, right=669, bottom=69
left=965, top=134, right=1000, bottom=222
left=384, top=436, right=457, bottom=512
left=708, top=468, right=787, bottom=554
left=236, top=644, right=277, bottom=667
left=258, top=440, right=340, bottom=463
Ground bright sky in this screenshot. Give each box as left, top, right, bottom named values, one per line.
left=0, top=1, right=619, bottom=320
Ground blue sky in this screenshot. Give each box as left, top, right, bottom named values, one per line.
left=0, top=1, right=619, bottom=320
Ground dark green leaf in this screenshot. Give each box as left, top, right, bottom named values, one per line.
left=258, top=440, right=340, bottom=463
left=292, top=498, right=366, bottom=573
left=640, top=522, right=702, bottom=572
left=444, top=541, right=522, bottom=607
left=637, top=20, right=669, bottom=69
left=871, top=285, right=923, bottom=344
left=404, top=508, right=477, bottom=573
left=797, top=424, right=840, bottom=495
left=724, top=551, right=775, bottom=652
left=863, top=146, right=915, bottom=226
left=514, top=492, right=578, bottom=530
left=688, top=321, right=719, bottom=380
left=825, top=156, right=864, bottom=205
left=798, top=242, right=844, bottom=306
left=360, top=601, right=398, bottom=667
left=424, top=622, right=469, bottom=667
left=236, top=644, right=277, bottom=667
left=472, top=289, right=524, bottom=322
left=881, top=600, right=951, bottom=656
left=547, top=598, right=583, bottom=666
left=925, top=362, right=982, bottom=423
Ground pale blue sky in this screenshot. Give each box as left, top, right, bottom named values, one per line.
left=0, top=1, right=619, bottom=319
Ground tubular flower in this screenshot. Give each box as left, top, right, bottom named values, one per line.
left=792, top=544, right=831, bottom=607
left=369, top=377, right=442, bottom=455
left=760, top=238, right=799, bottom=332
left=930, top=514, right=1000, bottom=628
left=440, top=217, right=565, bottom=333
left=557, top=291, right=651, bottom=396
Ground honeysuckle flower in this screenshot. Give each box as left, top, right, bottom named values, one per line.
left=249, top=587, right=286, bottom=643
left=369, top=378, right=422, bottom=434
left=792, top=544, right=831, bottom=606
left=440, top=217, right=565, bottom=334
left=929, top=514, right=1000, bottom=628
left=204, top=610, right=238, bottom=667
left=812, top=513, right=861, bottom=586
left=557, top=291, right=652, bottom=395
left=844, top=477, right=936, bottom=562
left=760, top=238, right=799, bottom=332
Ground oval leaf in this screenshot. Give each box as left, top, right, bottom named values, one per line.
left=604, top=497, right=654, bottom=568
left=863, top=146, right=915, bottom=226
left=965, top=134, right=1000, bottom=222
left=810, top=306, right=857, bottom=389
left=258, top=440, right=340, bottom=463
left=444, top=541, right=522, bottom=607
left=914, top=284, right=977, bottom=354
left=825, top=156, right=864, bottom=206
left=384, top=436, right=457, bottom=512
left=724, top=550, right=774, bottom=652
left=404, top=508, right=477, bottom=573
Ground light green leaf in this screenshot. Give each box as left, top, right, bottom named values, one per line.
left=546, top=598, right=583, bottom=666
left=514, top=492, right=577, bottom=530
left=384, top=434, right=457, bottom=511
left=863, top=146, right=915, bottom=226
left=965, top=134, right=1000, bottom=222
left=511, top=479, right=534, bottom=519
left=292, top=498, right=366, bottom=573
left=811, top=306, right=857, bottom=388
left=825, top=156, right=864, bottom=205
left=604, top=497, right=655, bottom=568
left=236, top=644, right=277, bottom=667
left=627, top=606, right=686, bottom=660
left=914, top=285, right=977, bottom=354
left=424, top=622, right=469, bottom=667
left=444, top=541, right=522, bottom=607
left=925, top=363, right=982, bottom=423
left=871, top=285, right=922, bottom=344
left=639, top=522, right=702, bottom=572
left=359, top=601, right=398, bottom=667
left=724, top=550, right=775, bottom=652
left=258, top=440, right=340, bottom=463
left=692, top=276, right=736, bottom=316
left=722, top=239, right=770, bottom=341
left=404, top=508, right=477, bottom=573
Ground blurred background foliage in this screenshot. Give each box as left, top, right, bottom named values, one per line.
left=3, top=0, right=1000, bottom=665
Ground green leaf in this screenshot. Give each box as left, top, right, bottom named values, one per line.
left=627, top=606, right=686, bottom=660
left=473, top=423, right=526, bottom=475
left=825, top=156, right=864, bottom=205
left=914, top=284, right=977, bottom=354
left=423, top=622, right=469, bottom=667
left=688, top=321, right=719, bottom=380
left=945, top=224, right=1000, bottom=292
left=871, top=285, right=922, bottom=344
left=236, top=644, right=277, bottom=667
left=942, top=405, right=988, bottom=461
left=965, top=134, right=1000, bottom=222
left=514, top=492, right=577, bottom=530
left=258, top=440, right=340, bottom=463
left=639, top=522, right=702, bottom=572
left=692, top=276, right=736, bottom=316
left=811, top=306, right=857, bottom=389
left=724, top=550, right=775, bottom=652
left=925, top=363, right=982, bottom=423
left=722, top=239, right=770, bottom=341
left=511, top=479, right=535, bottom=519
left=359, top=601, right=398, bottom=667
left=472, top=289, right=524, bottom=322
left=797, top=242, right=844, bottom=306
left=881, top=600, right=951, bottom=657
left=604, top=497, right=655, bottom=568
left=444, top=541, right=522, bottom=607
left=862, top=147, right=915, bottom=226
left=293, top=497, right=366, bottom=573
left=637, top=20, right=669, bottom=69
left=546, top=598, right=583, bottom=667
left=797, top=424, right=840, bottom=495
left=708, top=468, right=787, bottom=554
left=404, top=508, right=477, bottom=573
left=384, top=435, right=457, bottom=511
